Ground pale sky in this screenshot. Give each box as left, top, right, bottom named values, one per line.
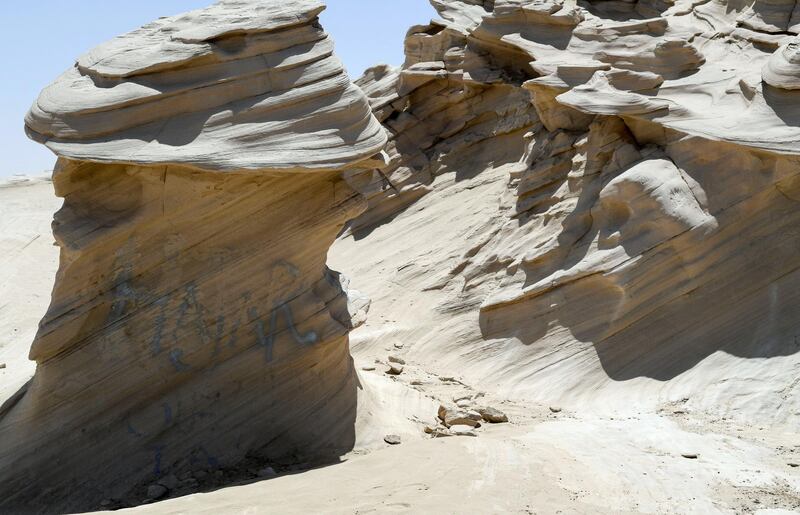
left=0, top=1, right=435, bottom=176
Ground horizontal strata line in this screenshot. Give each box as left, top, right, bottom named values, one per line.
left=79, top=8, right=327, bottom=75
left=36, top=48, right=338, bottom=126
left=35, top=64, right=349, bottom=143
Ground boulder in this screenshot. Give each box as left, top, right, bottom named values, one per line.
left=477, top=407, right=508, bottom=424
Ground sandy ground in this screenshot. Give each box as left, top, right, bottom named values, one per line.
left=0, top=176, right=60, bottom=402
left=0, top=178, right=798, bottom=514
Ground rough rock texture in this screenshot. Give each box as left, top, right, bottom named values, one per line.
left=338, top=0, right=800, bottom=431
left=0, top=1, right=384, bottom=512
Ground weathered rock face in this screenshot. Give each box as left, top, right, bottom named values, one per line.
left=339, top=0, right=800, bottom=426
left=0, top=1, right=384, bottom=512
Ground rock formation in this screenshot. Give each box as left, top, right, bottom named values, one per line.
left=0, top=0, right=384, bottom=512
left=339, top=0, right=800, bottom=427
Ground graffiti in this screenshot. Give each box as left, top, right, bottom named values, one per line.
left=108, top=242, right=327, bottom=372
left=144, top=261, right=322, bottom=371
left=250, top=303, right=318, bottom=362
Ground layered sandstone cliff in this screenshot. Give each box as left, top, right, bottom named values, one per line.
left=338, top=0, right=800, bottom=426
left=0, top=1, right=384, bottom=512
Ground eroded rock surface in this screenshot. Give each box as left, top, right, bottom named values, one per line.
left=338, top=0, right=800, bottom=428
left=0, top=1, right=384, bottom=512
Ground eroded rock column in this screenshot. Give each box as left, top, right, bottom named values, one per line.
left=0, top=1, right=385, bottom=512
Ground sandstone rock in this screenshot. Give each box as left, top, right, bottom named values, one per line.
left=0, top=1, right=385, bottom=512
left=438, top=404, right=481, bottom=427
left=449, top=425, right=479, bottom=437
left=384, top=434, right=402, bottom=445
left=428, top=427, right=454, bottom=438
left=388, top=355, right=406, bottom=365
left=386, top=365, right=404, bottom=376
left=336, top=0, right=799, bottom=445
left=477, top=407, right=508, bottom=424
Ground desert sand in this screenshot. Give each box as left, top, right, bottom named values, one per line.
left=1, top=0, right=800, bottom=512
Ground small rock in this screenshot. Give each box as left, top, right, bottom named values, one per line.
left=410, top=380, right=423, bottom=386
left=146, top=484, right=168, bottom=500
left=549, top=406, right=562, bottom=413
left=438, top=404, right=481, bottom=427
left=681, top=453, right=699, bottom=459
left=388, top=355, right=406, bottom=365
left=158, top=474, right=179, bottom=490
left=439, top=376, right=456, bottom=382
left=428, top=428, right=454, bottom=438
left=477, top=406, right=508, bottom=423
left=384, top=434, right=402, bottom=445
left=361, top=366, right=376, bottom=371
left=450, top=424, right=479, bottom=437
left=0, top=363, right=6, bottom=369
left=394, top=343, right=404, bottom=349
left=386, top=365, right=404, bottom=376
left=258, top=466, right=277, bottom=478
left=456, top=399, right=471, bottom=408
left=788, top=463, right=799, bottom=468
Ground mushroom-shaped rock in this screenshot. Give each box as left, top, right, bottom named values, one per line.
left=0, top=1, right=385, bottom=513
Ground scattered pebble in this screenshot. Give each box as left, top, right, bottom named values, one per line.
left=549, top=406, right=562, bottom=413
left=146, top=484, right=168, bottom=500
left=788, top=463, right=799, bottom=468
left=410, top=380, right=423, bottom=386
left=0, top=363, right=6, bottom=369
left=681, top=453, right=699, bottom=459
left=477, top=406, right=508, bottom=423
left=386, top=365, right=404, bottom=376
left=388, top=355, right=406, bottom=365
left=361, top=366, right=376, bottom=371
left=384, top=434, right=402, bottom=445
left=258, top=466, right=277, bottom=478
left=394, top=343, right=404, bottom=349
